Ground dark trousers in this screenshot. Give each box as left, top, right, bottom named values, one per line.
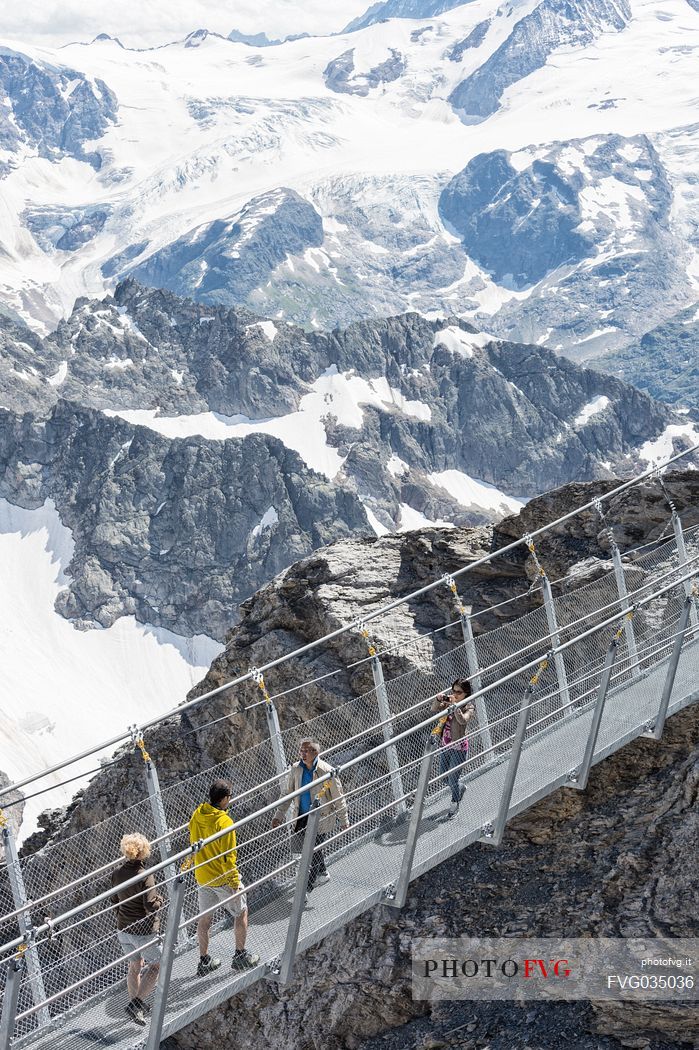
left=440, top=747, right=464, bottom=803
left=293, top=813, right=327, bottom=888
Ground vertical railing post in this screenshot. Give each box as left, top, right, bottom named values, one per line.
left=569, top=638, right=619, bottom=791
left=647, top=596, right=693, bottom=741
left=1, top=826, right=49, bottom=1028
left=370, top=656, right=407, bottom=817
left=251, top=669, right=289, bottom=777
left=142, top=759, right=173, bottom=869
left=264, top=699, right=288, bottom=779
left=672, top=510, right=699, bottom=628
left=386, top=739, right=437, bottom=910
left=0, top=957, right=23, bottom=1050
left=541, top=575, right=570, bottom=709
left=145, top=874, right=186, bottom=1050
left=483, top=655, right=549, bottom=846
left=459, top=612, right=493, bottom=753
left=610, top=542, right=639, bottom=668
left=131, top=729, right=185, bottom=945
left=278, top=799, right=322, bottom=985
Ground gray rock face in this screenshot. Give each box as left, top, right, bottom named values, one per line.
left=0, top=48, right=117, bottom=175
left=451, top=133, right=694, bottom=360
left=592, top=301, right=699, bottom=413
left=344, top=0, right=470, bottom=33
left=0, top=280, right=693, bottom=641
left=448, top=0, right=631, bottom=123
left=446, top=19, right=490, bottom=60
left=323, top=48, right=406, bottom=96
left=227, top=28, right=309, bottom=47
left=440, top=133, right=670, bottom=290
left=441, top=151, right=590, bottom=287
left=0, top=400, right=368, bottom=640
left=123, top=189, right=324, bottom=305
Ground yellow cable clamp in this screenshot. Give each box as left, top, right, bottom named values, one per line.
left=524, top=534, right=546, bottom=577
left=180, top=856, right=194, bottom=873
left=359, top=625, right=376, bottom=657
left=613, top=609, right=634, bottom=642
left=251, top=666, right=272, bottom=703
left=529, top=657, right=549, bottom=687
left=135, top=738, right=151, bottom=763
left=443, top=573, right=466, bottom=615
left=0, top=808, right=7, bottom=829
left=16, top=942, right=27, bottom=960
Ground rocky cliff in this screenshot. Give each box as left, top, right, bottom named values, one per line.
left=593, top=302, right=699, bottom=413
left=2, top=281, right=693, bottom=640
left=20, top=470, right=699, bottom=1049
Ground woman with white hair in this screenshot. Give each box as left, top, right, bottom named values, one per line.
left=110, top=832, right=163, bottom=1027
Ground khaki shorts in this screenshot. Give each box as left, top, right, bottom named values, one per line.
left=117, top=928, right=161, bottom=964
left=197, top=881, right=247, bottom=919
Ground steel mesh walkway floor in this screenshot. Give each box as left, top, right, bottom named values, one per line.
left=15, top=639, right=699, bottom=1050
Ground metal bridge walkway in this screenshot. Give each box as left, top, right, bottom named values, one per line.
left=1, top=452, right=698, bottom=1050
left=15, top=635, right=699, bottom=1050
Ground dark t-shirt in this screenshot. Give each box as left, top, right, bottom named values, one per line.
left=110, top=859, right=162, bottom=935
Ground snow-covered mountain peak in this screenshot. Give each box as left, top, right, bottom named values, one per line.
left=1, top=0, right=698, bottom=363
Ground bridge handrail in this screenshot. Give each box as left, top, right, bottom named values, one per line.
left=2, top=536, right=696, bottom=932
left=1, top=444, right=695, bottom=802
left=2, top=559, right=696, bottom=960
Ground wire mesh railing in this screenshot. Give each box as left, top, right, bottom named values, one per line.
left=4, top=526, right=698, bottom=947
left=0, top=452, right=697, bottom=1047
left=0, top=556, right=697, bottom=1048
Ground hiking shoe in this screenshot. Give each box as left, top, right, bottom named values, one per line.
left=125, top=1000, right=146, bottom=1027
left=231, top=949, right=260, bottom=970
left=133, top=997, right=150, bottom=1015
left=314, top=872, right=331, bottom=885
left=196, top=956, right=222, bottom=977
left=447, top=785, right=465, bottom=817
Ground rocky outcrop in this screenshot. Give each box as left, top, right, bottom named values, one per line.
left=0, top=49, right=117, bottom=175
left=127, top=189, right=325, bottom=304
left=25, top=206, right=110, bottom=253
left=446, top=20, right=491, bottom=61
left=448, top=0, right=631, bottom=123
left=323, top=48, right=405, bottom=96
left=440, top=134, right=690, bottom=362
left=344, top=0, right=467, bottom=33
left=34, top=469, right=699, bottom=829
left=593, top=301, right=699, bottom=412
left=0, top=400, right=368, bottom=639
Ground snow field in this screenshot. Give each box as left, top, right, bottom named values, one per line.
left=0, top=499, right=221, bottom=839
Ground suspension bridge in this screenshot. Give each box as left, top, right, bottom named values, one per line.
left=0, top=449, right=698, bottom=1050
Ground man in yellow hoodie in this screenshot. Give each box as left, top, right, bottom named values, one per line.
left=189, top=779, right=260, bottom=976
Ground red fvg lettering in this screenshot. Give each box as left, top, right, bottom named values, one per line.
left=523, top=959, right=571, bottom=978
